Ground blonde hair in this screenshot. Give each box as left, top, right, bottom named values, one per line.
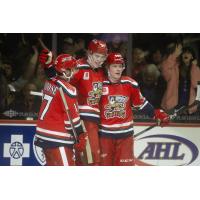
left=142, top=64, right=160, bottom=79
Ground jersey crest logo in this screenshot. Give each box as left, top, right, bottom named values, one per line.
left=83, top=72, right=89, bottom=80
left=87, top=82, right=103, bottom=105
left=102, top=87, right=108, bottom=95
left=104, top=95, right=128, bottom=119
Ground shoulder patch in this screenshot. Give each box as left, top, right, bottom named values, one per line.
left=77, top=64, right=90, bottom=69
left=83, top=72, right=90, bottom=80
left=120, top=77, right=138, bottom=87
left=103, top=80, right=111, bottom=85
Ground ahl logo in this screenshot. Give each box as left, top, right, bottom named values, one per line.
left=3, top=134, right=30, bottom=166
left=134, top=134, right=199, bottom=166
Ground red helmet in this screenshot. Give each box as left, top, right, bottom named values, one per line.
left=88, top=39, right=108, bottom=55
left=106, top=52, right=124, bottom=65
left=54, top=54, right=77, bottom=73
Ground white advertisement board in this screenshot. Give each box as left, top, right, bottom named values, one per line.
left=134, top=125, right=200, bottom=166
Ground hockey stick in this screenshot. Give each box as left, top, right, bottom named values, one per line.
left=80, top=120, right=93, bottom=164
left=59, top=87, right=91, bottom=165
left=134, top=81, right=200, bottom=138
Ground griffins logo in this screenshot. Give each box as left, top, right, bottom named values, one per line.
left=87, top=82, right=102, bottom=105
left=104, top=95, right=128, bottom=119
left=134, top=134, right=199, bottom=166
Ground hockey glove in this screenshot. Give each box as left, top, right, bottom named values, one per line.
left=154, top=109, right=170, bottom=127
left=39, top=49, right=54, bottom=68
left=74, top=133, right=87, bottom=152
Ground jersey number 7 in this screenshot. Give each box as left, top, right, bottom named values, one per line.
left=39, top=94, right=53, bottom=120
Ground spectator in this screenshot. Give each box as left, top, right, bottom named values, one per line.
left=62, top=37, right=75, bottom=55
left=0, top=67, right=9, bottom=113
left=32, top=63, right=46, bottom=92
left=0, top=34, right=51, bottom=119
left=20, top=82, right=41, bottom=114
left=148, top=48, right=163, bottom=70
left=74, top=37, right=87, bottom=59
left=0, top=62, right=16, bottom=83
left=160, top=44, right=200, bottom=114
left=107, top=34, right=128, bottom=58
left=0, top=62, right=16, bottom=115
left=8, top=45, right=39, bottom=92
left=160, top=43, right=182, bottom=113
left=138, top=64, right=163, bottom=108
left=132, top=48, right=148, bottom=81
left=179, top=47, right=200, bottom=114
left=5, top=82, right=41, bottom=120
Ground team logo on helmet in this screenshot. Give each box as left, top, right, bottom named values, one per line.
left=104, top=95, right=128, bottom=119
left=87, top=82, right=103, bottom=105
left=88, top=39, right=108, bottom=55
left=55, top=56, right=72, bottom=65
left=55, top=54, right=76, bottom=73
left=107, top=52, right=124, bottom=65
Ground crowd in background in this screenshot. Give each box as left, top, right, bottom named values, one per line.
left=0, top=33, right=200, bottom=122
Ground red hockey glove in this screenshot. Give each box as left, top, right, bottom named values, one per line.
left=39, top=49, right=54, bottom=68
left=154, top=109, right=170, bottom=127
left=74, top=133, right=87, bottom=152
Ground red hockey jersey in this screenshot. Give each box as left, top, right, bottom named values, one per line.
left=99, top=76, right=151, bottom=138
left=70, top=58, right=105, bottom=122
left=35, top=77, right=83, bottom=148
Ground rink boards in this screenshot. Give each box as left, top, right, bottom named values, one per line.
left=0, top=120, right=200, bottom=166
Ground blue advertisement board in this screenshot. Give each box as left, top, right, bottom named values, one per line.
left=0, top=123, right=46, bottom=166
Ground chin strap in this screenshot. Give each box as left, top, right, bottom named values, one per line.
left=62, top=71, right=73, bottom=81
left=107, top=69, right=111, bottom=79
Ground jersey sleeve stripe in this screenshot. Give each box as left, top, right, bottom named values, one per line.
left=35, top=134, right=75, bottom=144
left=139, top=101, right=154, bottom=118
left=65, top=122, right=82, bottom=130
left=99, top=127, right=134, bottom=134
left=138, top=100, right=148, bottom=110
left=59, top=147, right=69, bottom=166
left=103, top=80, right=110, bottom=84
left=36, top=127, right=71, bottom=137
left=120, top=80, right=138, bottom=87
left=78, top=105, right=100, bottom=113
left=56, top=80, right=77, bottom=97
left=64, top=117, right=81, bottom=125
left=80, top=113, right=100, bottom=118
left=77, top=64, right=90, bottom=70
left=100, top=121, right=134, bottom=128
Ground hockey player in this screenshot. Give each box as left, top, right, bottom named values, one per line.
left=34, top=53, right=87, bottom=166
left=70, top=39, right=108, bottom=165
left=99, top=52, right=170, bottom=166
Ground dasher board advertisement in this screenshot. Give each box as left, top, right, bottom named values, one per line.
left=0, top=123, right=46, bottom=166
left=134, top=126, right=200, bottom=166
left=0, top=121, right=200, bottom=166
